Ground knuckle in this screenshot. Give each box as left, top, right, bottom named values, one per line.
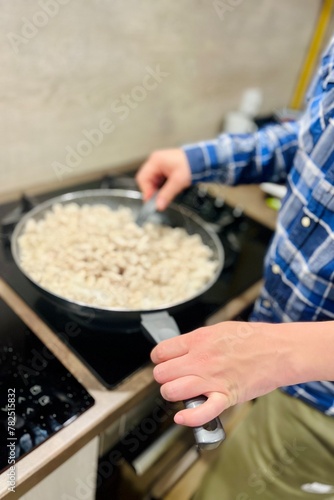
left=188, top=327, right=209, bottom=348
left=149, top=150, right=161, bottom=162
left=194, top=326, right=208, bottom=338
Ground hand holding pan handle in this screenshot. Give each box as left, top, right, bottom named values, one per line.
left=141, top=312, right=226, bottom=450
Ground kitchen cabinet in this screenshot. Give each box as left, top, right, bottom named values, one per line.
left=20, top=437, right=99, bottom=500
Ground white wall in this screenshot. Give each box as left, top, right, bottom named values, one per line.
left=0, top=0, right=325, bottom=197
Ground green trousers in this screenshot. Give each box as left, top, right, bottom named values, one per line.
left=194, top=390, right=334, bottom=500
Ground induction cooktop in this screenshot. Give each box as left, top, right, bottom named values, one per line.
left=0, top=297, right=95, bottom=474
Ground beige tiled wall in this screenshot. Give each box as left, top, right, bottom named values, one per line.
left=0, top=0, right=327, bottom=197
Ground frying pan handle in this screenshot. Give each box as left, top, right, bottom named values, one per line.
left=141, top=312, right=226, bottom=450
left=141, top=311, right=180, bottom=343
left=184, top=397, right=226, bottom=450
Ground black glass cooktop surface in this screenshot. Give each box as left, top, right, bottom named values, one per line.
left=0, top=297, right=95, bottom=474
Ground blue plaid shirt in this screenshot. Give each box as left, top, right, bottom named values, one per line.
left=183, top=37, right=334, bottom=416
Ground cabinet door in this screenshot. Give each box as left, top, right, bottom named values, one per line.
left=21, top=437, right=99, bottom=500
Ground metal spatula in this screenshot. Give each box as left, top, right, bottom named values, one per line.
left=136, top=193, right=159, bottom=227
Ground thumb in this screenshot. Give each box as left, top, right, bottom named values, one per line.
left=174, top=393, right=231, bottom=427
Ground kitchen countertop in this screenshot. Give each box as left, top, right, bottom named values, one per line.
left=204, top=183, right=277, bottom=231
left=0, top=178, right=278, bottom=499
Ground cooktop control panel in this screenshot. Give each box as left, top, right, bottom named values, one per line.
left=0, top=297, right=95, bottom=473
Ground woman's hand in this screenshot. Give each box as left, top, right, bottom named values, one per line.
left=150, top=321, right=286, bottom=427
left=136, top=149, right=192, bottom=210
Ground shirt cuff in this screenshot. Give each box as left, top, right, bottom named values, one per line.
left=182, top=140, right=230, bottom=184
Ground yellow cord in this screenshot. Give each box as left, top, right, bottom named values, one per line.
left=289, top=0, right=334, bottom=110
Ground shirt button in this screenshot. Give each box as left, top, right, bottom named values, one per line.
left=263, top=300, right=271, bottom=308
left=272, top=264, right=280, bottom=274
left=301, top=216, right=311, bottom=228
